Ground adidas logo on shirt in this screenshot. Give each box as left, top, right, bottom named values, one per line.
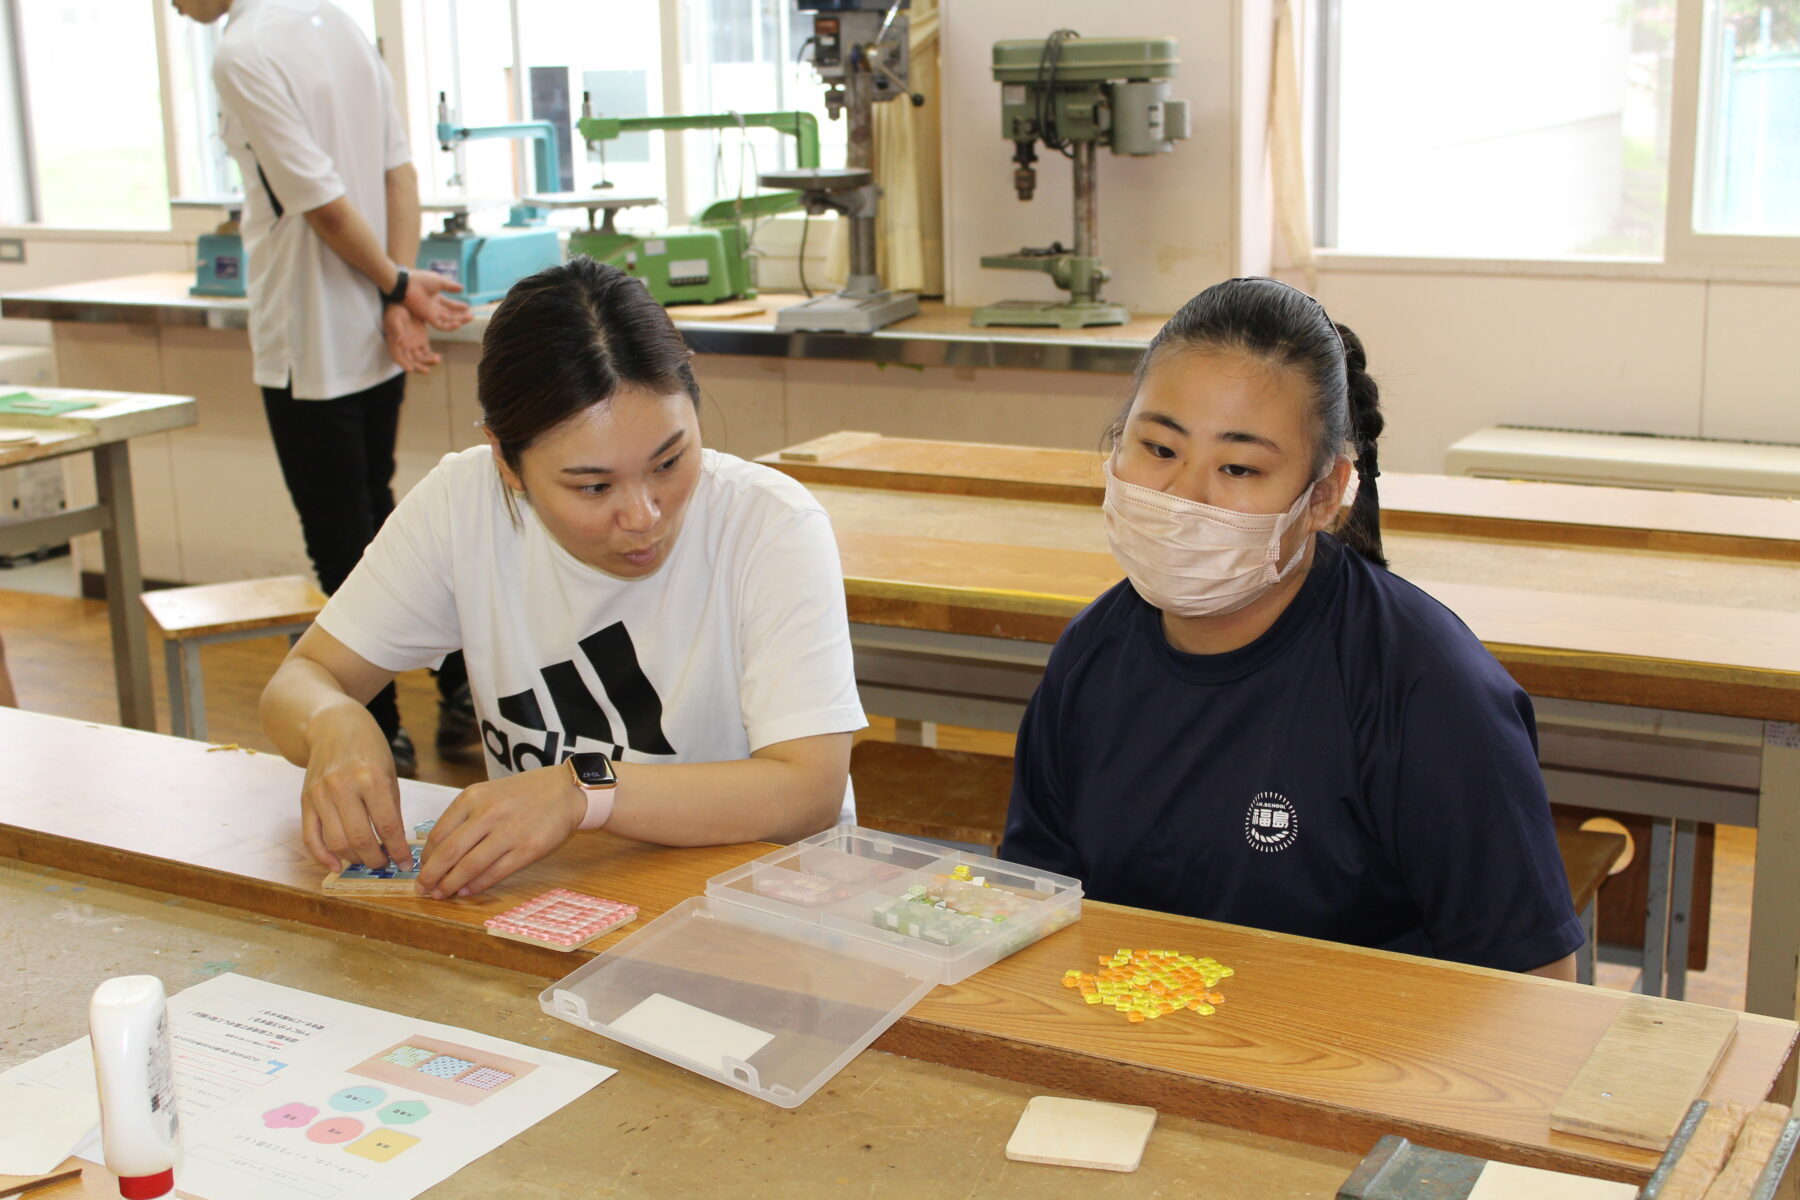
left=480, top=622, right=676, bottom=772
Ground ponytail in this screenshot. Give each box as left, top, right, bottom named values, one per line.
left=1334, top=322, right=1386, bottom=568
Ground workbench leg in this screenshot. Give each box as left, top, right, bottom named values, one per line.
left=164, top=640, right=186, bottom=739
left=180, top=641, right=208, bottom=743
left=1747, top=723, right=1800, bottom=1021
left=1642, top=818, right=1673, bottom=998
left=94, top=441, right=154, bottom=731
left=1666, top=819, right=1697, bottom=1002
left=1577, top=899, right=1597, bottom=986
left=893, top=719, right=938, bottom=748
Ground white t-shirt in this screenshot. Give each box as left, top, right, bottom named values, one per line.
left=317, top=447, right=867, bottom=821
left=215, top=0, right=410, bottom=400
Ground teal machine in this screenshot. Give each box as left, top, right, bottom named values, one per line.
left=974, top=33, right=1188, bottom=328
left=177, top=197, right=247, bottom=298
left=525, top=105, right=821, bottom=306
left=418, top=93, right=565, bottom=303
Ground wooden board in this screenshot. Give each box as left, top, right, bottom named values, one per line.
left=320, top=843, right=425, bottom=893
left=1552, top=998, right=1740, bottom=1150
left=758, top=434, right=1800, bottom=562
left=1005, top=1096, right=1157, bottom=1171
left=1, top=710, right=1794, bottom=1186
left=776, top=430, right=883, bottom=462
left=0, top=1162, right=82, bottom=1198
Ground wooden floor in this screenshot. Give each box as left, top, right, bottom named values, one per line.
left=0, top=584, right=1755, bottom=1010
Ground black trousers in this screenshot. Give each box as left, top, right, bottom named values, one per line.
left=262, top=373, right=463, bottom=738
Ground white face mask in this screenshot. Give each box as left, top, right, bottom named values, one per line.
left=1102, top=455, right=1340, bottom=618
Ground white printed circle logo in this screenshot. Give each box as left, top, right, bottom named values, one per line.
left=1244, top=792, right=1298, bottom=853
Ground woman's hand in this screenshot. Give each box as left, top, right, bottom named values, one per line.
left=300, top=704, right=410, bottom=871
left=417, top=766, right=585, bottom=899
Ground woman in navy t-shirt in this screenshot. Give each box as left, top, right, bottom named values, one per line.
left=1000, top=278, right=1583, bottom=977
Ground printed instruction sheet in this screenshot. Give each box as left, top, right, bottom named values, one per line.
left=0, top=973, right=613, bottom=1200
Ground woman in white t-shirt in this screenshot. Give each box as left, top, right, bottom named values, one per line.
left=261, top=259, right=867, bottom=898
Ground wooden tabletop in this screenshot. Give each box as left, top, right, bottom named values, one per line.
left=799, top=483, right=1800, bottom=722
left=1, top=863, right=1363, bottom=1199
left=1, top=709, right=1792, bottom=1185
left=0, top=273, right=1168, bottom=373
left=758, top=433, right=1800, bottom=563
left=0, top=386, right=198, bottom=469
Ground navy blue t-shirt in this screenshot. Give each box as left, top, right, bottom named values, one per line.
left=1001, top=533, right=1583, bottom=973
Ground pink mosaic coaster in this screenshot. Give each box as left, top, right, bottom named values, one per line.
left=483, top=888, right=638, bottom=950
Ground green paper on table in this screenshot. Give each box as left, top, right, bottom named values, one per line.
left=0, top=392, right=97, bottom=416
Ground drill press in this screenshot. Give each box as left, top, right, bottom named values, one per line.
left=758, top=0, right=924, bottom=334
left=973, top=33, right=1188, bottom=329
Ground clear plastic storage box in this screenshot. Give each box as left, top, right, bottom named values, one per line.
left=539, top=824, right=1082, bottom=1107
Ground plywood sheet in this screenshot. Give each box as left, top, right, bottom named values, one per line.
left=1552, top=999, right=1739, bottom=1150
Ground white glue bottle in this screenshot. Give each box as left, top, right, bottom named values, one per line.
left=89, top=975, right=180, bottom=1200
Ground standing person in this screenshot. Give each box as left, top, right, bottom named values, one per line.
left=172, top=0, right=478, bottom=771
left=1002, top=277, right=1582, bottom=980
left=261, top=259, right=865, bottom=897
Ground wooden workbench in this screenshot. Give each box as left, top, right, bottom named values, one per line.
left=759, top=433, right=1800, bottom=563
left=1, top=708, right=1793, bottom=1190
left=1, top=864, right=1361, bottom=1199
left=0, top=387, right=197, bottom=731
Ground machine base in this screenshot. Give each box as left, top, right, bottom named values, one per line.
left=569, top=226, right=754, bottom=306
left=190, top=233, right=246, bottom=298
left=774, top=289, right=921, bottom=333
left=971, top=299, right=1128, bottom=329
left=417, top=227, right=563, bottom=306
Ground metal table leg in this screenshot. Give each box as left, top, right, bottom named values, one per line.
left=92, top=441, right=154, bottom=731
left=1666, top=819, right=1698, bottom=1002
left=1747, top=722, right=1800, bottom=1021
left=1577, top=898, right=1597, bottom=986
left=1642, top=818, right=1673, bottom=997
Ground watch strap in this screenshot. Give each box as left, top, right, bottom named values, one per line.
left=382, top=266, right=409, bottom=307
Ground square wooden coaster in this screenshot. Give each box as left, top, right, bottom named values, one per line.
left=1005, top=1095, right=1158, bottom=1172
left=322, top=843, right=424, bottom=894
left=483, top=888, right=638, bottom=950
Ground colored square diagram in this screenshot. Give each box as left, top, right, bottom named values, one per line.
left=456, top=1067, right=514, bottom=1091
left=381, top=1045, right=435, bottom=1068
left=345, top=1127, right=420, bottom=1163
left=417, top=1055, right=476, bottom=1079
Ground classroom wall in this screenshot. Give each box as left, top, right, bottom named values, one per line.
left=1288, top=269, right=1800, bottom=472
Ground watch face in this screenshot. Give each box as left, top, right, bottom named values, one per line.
left=569, top=753, right=616, bottom=788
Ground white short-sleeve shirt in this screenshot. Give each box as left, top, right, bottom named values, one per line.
left=214, top=0, right=411, bottom=400
left=316, top=447, right=868, bottom=821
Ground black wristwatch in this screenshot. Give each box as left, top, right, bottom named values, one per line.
left=382, top=266, right=410, bottom=307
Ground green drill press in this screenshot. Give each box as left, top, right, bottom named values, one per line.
left=527, top=104, right=821, bottom=306
left=973, top=33, right=1189, bottom=329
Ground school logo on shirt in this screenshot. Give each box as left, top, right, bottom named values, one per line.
left=1244, top=792, right=1299, bottom=853
left=481, top=622, right=676, bottom=773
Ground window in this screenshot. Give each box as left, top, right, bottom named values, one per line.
left=13, top=0, right=170, bottom=228
left=412, top=0, right=673, bottom=229
left=1314, top=0, right=1800, bottom=265
left=674, top=0, right=843, bottom=221
left=414, top=0, right=843, bottom=235
left=1693, top=0, right=1800, bottom=235
left=1318, top=0, right=1673, bottom=260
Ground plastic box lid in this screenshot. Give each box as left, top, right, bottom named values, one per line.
left=539, top=824, right=1083, bottom=1107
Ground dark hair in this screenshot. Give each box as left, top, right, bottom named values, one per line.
left=1105, top=277, right=1386, bottom=567
left=478, top=257, right=700, bottom=474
